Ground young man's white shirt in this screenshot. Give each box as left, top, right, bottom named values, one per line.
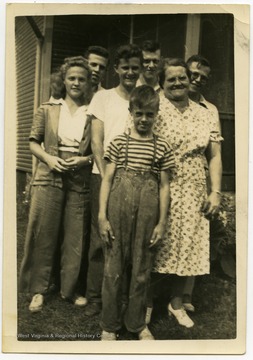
left=88, top=88, right=131, bottom=174
left=96, top=83, right=105, bottom=92
left=136, top=78, right=160, bottom=92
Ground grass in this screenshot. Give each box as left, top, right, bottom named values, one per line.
left=17, top=190, right=236, bottom=341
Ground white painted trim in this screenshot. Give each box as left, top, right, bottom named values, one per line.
left=34, top=40, right=43, bottom=111
left=130, top=15, right=134, bottom=44
left=40, top=16, right=54, bottom=103
left=185, top=14, right=201, bottom=60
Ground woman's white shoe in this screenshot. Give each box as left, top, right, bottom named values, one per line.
left=29, top=294, right=44, bottom=312
left=183, top=302, right=195, bottom=313
left=168, top=303, right=194, bottom=328
left=61, top=293, right=88, bottom=307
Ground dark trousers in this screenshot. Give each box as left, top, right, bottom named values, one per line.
left=85, top=174, right=104, bottom=303
left=100, top=169, right=159, bottom=333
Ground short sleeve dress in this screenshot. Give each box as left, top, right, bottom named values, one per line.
left=152, top=94, right=223, bottom=276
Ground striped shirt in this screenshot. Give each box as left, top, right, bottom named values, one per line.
left=104, top=133, right=175, bottom=174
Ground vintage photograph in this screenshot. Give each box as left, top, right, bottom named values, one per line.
left=2, top=2, right=250, bottom=355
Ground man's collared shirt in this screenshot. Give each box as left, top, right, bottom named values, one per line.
left=199, top=94, right=221, bottom=133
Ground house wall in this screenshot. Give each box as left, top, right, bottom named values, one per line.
left=15, top=16, right=44, bottom=174
left=15, top=13, right=235, bottom=192
left=15, top=16, right=45, bottom=193
left=199, top=14, right=235, bottom=190
left=50, top=14, right=187, bottom=89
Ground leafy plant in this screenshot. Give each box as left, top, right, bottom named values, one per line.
left=210, top=193, right=236, bottom=278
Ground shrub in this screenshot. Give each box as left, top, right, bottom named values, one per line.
left=210, top=193, right=236, bottom=278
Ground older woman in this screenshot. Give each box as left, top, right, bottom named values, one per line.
left=153, top=58, right=223, bottom=328
left=19, top=56, right=93, bottom=312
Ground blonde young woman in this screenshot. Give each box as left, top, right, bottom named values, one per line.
left=19, top=56, right=93, bottom=312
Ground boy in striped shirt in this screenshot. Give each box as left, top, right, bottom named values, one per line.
left=98, top=85, right=175, bottom=340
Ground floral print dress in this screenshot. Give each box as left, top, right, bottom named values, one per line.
left=153, top=94, right=223, bottom=276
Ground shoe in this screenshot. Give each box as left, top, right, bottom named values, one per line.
left=138, top=326, right=154, bottom=340
left=47, top=281, right=58, bottom=293
left=73, top=295, right=88, bottom=307
left=168, top=303, right=194, bottom=328
left=83, top=302, right=102, bottom=317
left=145, top=307, right=153, bottom=325
left=61, top=293, right=87, bottom=307
left=183, top=302, right=195, bottom=313
left=101, top=330, right=116, bottom=341
left=29, top=294, right=44, bottom=312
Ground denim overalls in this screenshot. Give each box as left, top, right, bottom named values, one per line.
left=101, top=134, right=160, bottom=333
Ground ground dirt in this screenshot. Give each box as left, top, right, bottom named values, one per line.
left=17, top=191, right=236, bottom=341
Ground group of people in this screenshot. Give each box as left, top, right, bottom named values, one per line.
left=19, top=40, right=223, bottom=341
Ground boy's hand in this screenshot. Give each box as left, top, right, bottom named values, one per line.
left=98, top=216, right=115, bottom=247
left=149, top=223, right=166, bottom=248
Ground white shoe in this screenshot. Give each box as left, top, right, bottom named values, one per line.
left=61, top=293, right=87, bottom=307
left=145, top=307, right=153, bottom=325
left=138, top=326, right=154, bottom=340
left=29, top=294, right=44, bottom=312
left=73, top=295, right=88, bottom=307
left=168, top=303, right=194, bottom=328
left=183, top=302, right=195, bottom=313
left=101, top=330, right=117, bottom=341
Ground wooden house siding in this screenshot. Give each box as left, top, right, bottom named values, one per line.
left=15, top=16, right=44, bottom=173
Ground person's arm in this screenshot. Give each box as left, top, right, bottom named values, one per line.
left=30, top=105, right=69, bottom=173
left=30, top=140, right=68, bottom=173
left=149, top=170, right=170, bottom=248
left=91, top=117, right=106, bottom=178
left=201, top=141, right=222, bottom=216
left=98, top=161, right=116, bottom=246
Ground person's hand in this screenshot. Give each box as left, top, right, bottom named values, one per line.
left=46, top=155, right=68, bottom=173
left=149, top=223, right=166, bottom=248
left=64, top=156, right=88, bottom=171
left=98, top=216, right=115, bottom=247
left=64, top=156, right=83, bottom=171
left=201, top=192, right=221, bottom=218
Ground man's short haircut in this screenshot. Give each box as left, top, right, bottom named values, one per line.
left=159, top=57, right=191, bottom=89
left=129, top=85, right=160, bottom=112
left=84, top=45, right=109, bottom=60
left=186, top=54, right=211, bottom=69
left=114, top=44, right=142, bottom=67
left=141, top=40, right=160, bottom=53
